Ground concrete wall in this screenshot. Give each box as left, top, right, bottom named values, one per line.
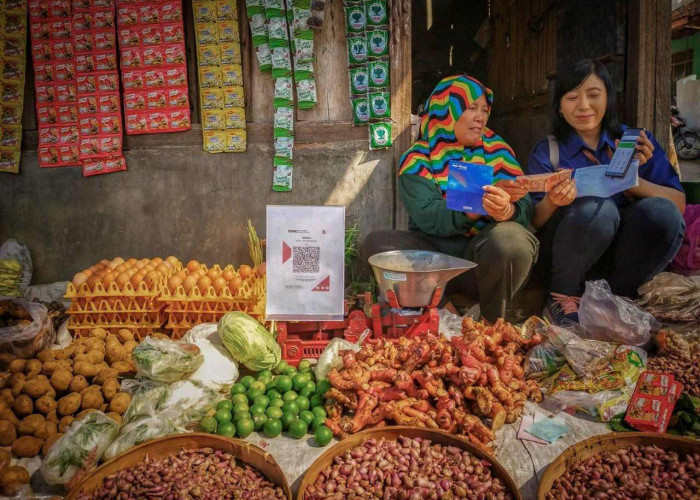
left=0, top=128, right=394, bottom=284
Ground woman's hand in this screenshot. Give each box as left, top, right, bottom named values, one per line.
left=494, top=179, right=528, bottom=202
left=482, top=185, right=514, bottom=221
left=615, top=130, right=654, bottom=166
left=546, top=178, right=577, bottom=206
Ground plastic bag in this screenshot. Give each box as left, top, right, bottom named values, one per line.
left=315, top=329, right=370, bottom=381
left=0, top=258, right=22, bottom=297
left=0, top=298, right=55, bottom=358
left=0, top=239, right=32, bottom=293
left=41, top=411, right=119, bottom=487
left=132, top=336, right=204, bottom=383
left=104, top=408, right=179, bottom=460
left=24, top=281, right=70, bottom=308
left=120, top=379, right=169, bottom=425
left=182, top=323, right=239, bottom=391
left=438, top=309, right=463, bottom=339
left=524, top=342, right=566, bottom=380
left=637, top=272, right=700, bottom=323
left=578, top=280, right=658, bottom=346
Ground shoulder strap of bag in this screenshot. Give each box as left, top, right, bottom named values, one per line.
left=547, top=135, right=559, bottom=170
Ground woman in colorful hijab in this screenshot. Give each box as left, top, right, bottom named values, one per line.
left=362, top=75, right=538, bottom=322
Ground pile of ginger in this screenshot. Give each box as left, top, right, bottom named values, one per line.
left=324, top=318, right=543, bottom=446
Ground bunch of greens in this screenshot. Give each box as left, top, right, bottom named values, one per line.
left=132, top=337, right=204, bottom=383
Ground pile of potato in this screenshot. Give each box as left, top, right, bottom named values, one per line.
left=0, top=328, right=136, bottom=469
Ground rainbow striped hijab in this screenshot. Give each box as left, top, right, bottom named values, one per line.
left=399, top=75, right=523, bottom=191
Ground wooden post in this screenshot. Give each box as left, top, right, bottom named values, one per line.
left=625, top=0, right=671, bottom=148
left=391, top=0, right=412, bottom=230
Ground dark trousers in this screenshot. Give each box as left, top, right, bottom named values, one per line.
left=361, top=222, right=539, bottom=322
left=536, top=197, right=686, bottom=297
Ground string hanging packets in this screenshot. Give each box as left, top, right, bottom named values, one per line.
left=245, top=0, right=272, bottom=72
left=343, top=0, right=391, bottom=150
left=289, top=0, right=317, bottom=110
left=192, top=0, right=246, bottom=153
left=0, top=0, right=27, bottom=174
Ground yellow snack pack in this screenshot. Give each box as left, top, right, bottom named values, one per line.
left=203, top=130, right=225, bottom=153
left=200, top=88, right=224, bottom=110
left=221, top=64, right=243, bottom=86
left=216, top=0, right=237, bottom=21
left=198, top=66, right=223, bottom=88
left=225, top=129, right=246, bottom=152
left=197, top=45, right=220, bottom=67
left=218, top=21, right=239, bottom=43
left=202, top=109, right=225, bottom=131
left=219, top=43, right=241, bottom=65
left=223, top=86, right=245, bottom=108
left=224, top=107, right=245, bottom=129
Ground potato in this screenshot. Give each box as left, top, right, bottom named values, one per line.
left=50, top=368, right=73, bottom=392
left=23, top=375, right=51, bottom=398
left=0, top=465, right=30, bottom=496
left=17, top=414, right=44, bottom=436
left=42, top=360, right=73, bottom=376
left=13, top=395, right=32, bottom=417
left=117, top=329, right=134, bottom=343
left=36, top=349, right=56, bottom=363
left=58, top=415, right=74, bottom=433
left=46, top=385, right=56, bottom=399
left=69, top=375, right=89, bottom=393
left=123, top=340, right=138, bottom=355
left=0, top=449, right=9, bottom=473
left=24, top=359, right=42, bottom=380
left=8, top=359, right=26, bottom=373
left=0, top=354, right=16, bottom=371
left=0, top=420, right=16, bottom=446
left=74, top=361, right=98, bottom=378
left=105, top=412, right=122, bottom=425
left=9, top=373, right=25, bottom=397
left=45, top=409, right=58, bottom=423
left=35, top=395, right=57, bottom=415
left=106, top=344, right=127, bottom=365
left=108, top=392, right=131, bottom=414
left=100, top=403, right=108, bottom=412
left=153, top=332, right=169, bottom=340
left=81, top=388, right=104, bottom=410
left=0, top=400, right=6, bottom=413
left=0, top=372, right=9, bottom=390
left=0, top=409, right=18, bottom=426
left=75, top=408, right=96, bottom=419
left=87, top=349, right=104, bottom=364
left=94, top=368, right=118, bottom=385
left=53, top=348, right=71, bottom=360
left=57, top=393, right=81, bottom=416
left=0, top=389, right=12, bottom=406
left=11, top=436, right=43, bottom=458
left=111, top=361, right=133, bottom=375
left=106, top=334, right=119, bottom=345
left=90, top=328, right=108, bottom=339
left=42, top=432, right=63, bottom=456
left=34, top=421, right=57, bottom=440
left=72, top=344, right=87, bottom=356
left=85, top=337, right=105, bottom=352
left=101, top=379, right=120, bottom=401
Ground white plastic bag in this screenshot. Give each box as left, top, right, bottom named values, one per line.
left=104, top=408, right=179, bottom=460
left=0, top=298, right=55, bottom=357
left=0, top=239, right=32, bottom=293
left=24, top=281, right=70, bottom=308
left=132, top=336, right=204, bottom=383
left=579, top=280, right=658, bottom=346
left=438, top=309, right=463, bottom=339
left=315, top=330, right=370, bottom=381
left=182, top=323, right=239, bottom=391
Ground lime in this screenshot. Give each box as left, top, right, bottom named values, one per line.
left=266, top=389, right=281, bottom=401
left=263, top=418, right=282, bottom=438
left=297, top=360, right=312, bottom=373
left=199, top=416, right=217, bottom=433
left=274, top=361, right=289, bottom=375
left=232, top=393, right=248, bottom=406
left=250, top=404, right=267, bottom=417
left=280, top=412, right=296, bottom=431
left=265, top=380, right=277, bottom=392
left=246, top=386, right=264, bottom=402
left=234, top=410, right=252, bottom=422
left=253, top=395, right=270, bottom=408
left=315, top=379, right=331, bottom=396
left=266, top=407, right=283, bottom=420
left=299, top=387, right=313, bottom=398
left=292, top=373, right=311, bottom=392
left=282, top=390, right=298, bottom=402
left=258, top=369, right=273, bottom=381
left=282, top=400, right=300, bottom=416
left=314, top=425, right=333, bottom=446
left=282, top=366, right=297, bottom=377
left=214, top=409, right=232, bottom=424
left=253, top=414, right=267, bottom=431
left=288, top=418, right=308, bottom=439
left=275, top=375, right=292, bottom=393
left=236, top=418, right=255, bottom=438
left=216, top=400, right=233, bottom=412
left=269, top=398, right=285, bottom=409
left=309, top=394, right=324, bottom=409
left=296, top=395, right=310, bottom=412
left=230, top=383, right=246, bottom=396
left=311, top=407, right=327, bottom=419
left=233, top=402, right=250, bottom=414
left=240, top=375, right=255, bottom=388
left=217, top=421, right=236, bottom=437
left=311, top=415, right=326, bottom=432
left=250, top=380, right=267, bottom=393
left=299, top=410, right=315, bottom=426
left=304, top=380, right=316, bottom=393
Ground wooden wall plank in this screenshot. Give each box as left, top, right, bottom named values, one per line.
left=625, top=0, right=656, bottom=130
left=654, top=0, right=671, bottom=148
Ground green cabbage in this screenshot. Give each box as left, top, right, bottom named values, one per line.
left=218, top=312, right=280, bottom=371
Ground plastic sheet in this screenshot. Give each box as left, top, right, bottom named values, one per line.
left=182, top=323, right=239, bottom=391
left=0, top=239, right=32, bottom=294
left=132, top=336, right=204, bottom=383
left=0, top=298, right=55, bottom=358
left=315, top=329, right=370, bottom=381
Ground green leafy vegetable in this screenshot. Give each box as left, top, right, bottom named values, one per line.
left=218, top=312, right=281, bottom=371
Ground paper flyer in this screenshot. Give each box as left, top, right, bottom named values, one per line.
left=574, top=161, right=639, bottom=198
left=446, top=160, right=493, bottom=216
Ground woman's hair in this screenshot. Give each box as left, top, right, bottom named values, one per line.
left=552, top=59, right=623, bottom=143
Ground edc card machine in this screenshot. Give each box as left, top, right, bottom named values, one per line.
left=605, top=128, right=643, bottom=178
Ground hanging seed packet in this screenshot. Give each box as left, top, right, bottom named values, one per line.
left=351, top=96, right=370, bottom=126
left=254, top=44, right=272, bottom=72
left=347, top=34, right=368, bottom=65
left=367, top=29, right=389, bottom=58
left=293, top=31, right=314, bottom=63
left=290, top=6, right=311, bottom=35
left=274, top=106, right=294, bottom=135
left=248, top=11, right=269, bottom=42
left=344, top=4, right=366, bottom=33
left=268, top=16, right=290, bottom=47
left=368, top=90, right=390, bottom=119
left=349, top=67, right=369, bottom=94
left=274, top=135, right=294, bottom=159
left=264, top=0, right=285, bottom=18
left=273, top=157, right=293, bottom=191
left=369, top=120, right=391, bottom=149
left=364, top=0, right=388, bottom=27
left=296, top=78, right=317, bottom=109
left=274, top=77, right=294, bottom=107
left=368, top=59, right=389, bottom=88
left=294, top=60, right=314, bottom=80
left=271, top=46, right=292, bottom=78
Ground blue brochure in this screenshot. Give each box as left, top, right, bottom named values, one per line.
left=445, top=160, right=494, bottom=215
left=574, top=160, right=639, bottom=198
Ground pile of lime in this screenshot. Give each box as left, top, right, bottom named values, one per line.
left=199, top=359, right=334, bottom=447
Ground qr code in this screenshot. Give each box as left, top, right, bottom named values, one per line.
left=293, top=246, right=320, bottom=273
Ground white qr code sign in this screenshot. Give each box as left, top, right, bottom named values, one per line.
left=266, top=205, right=345, bottom=320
